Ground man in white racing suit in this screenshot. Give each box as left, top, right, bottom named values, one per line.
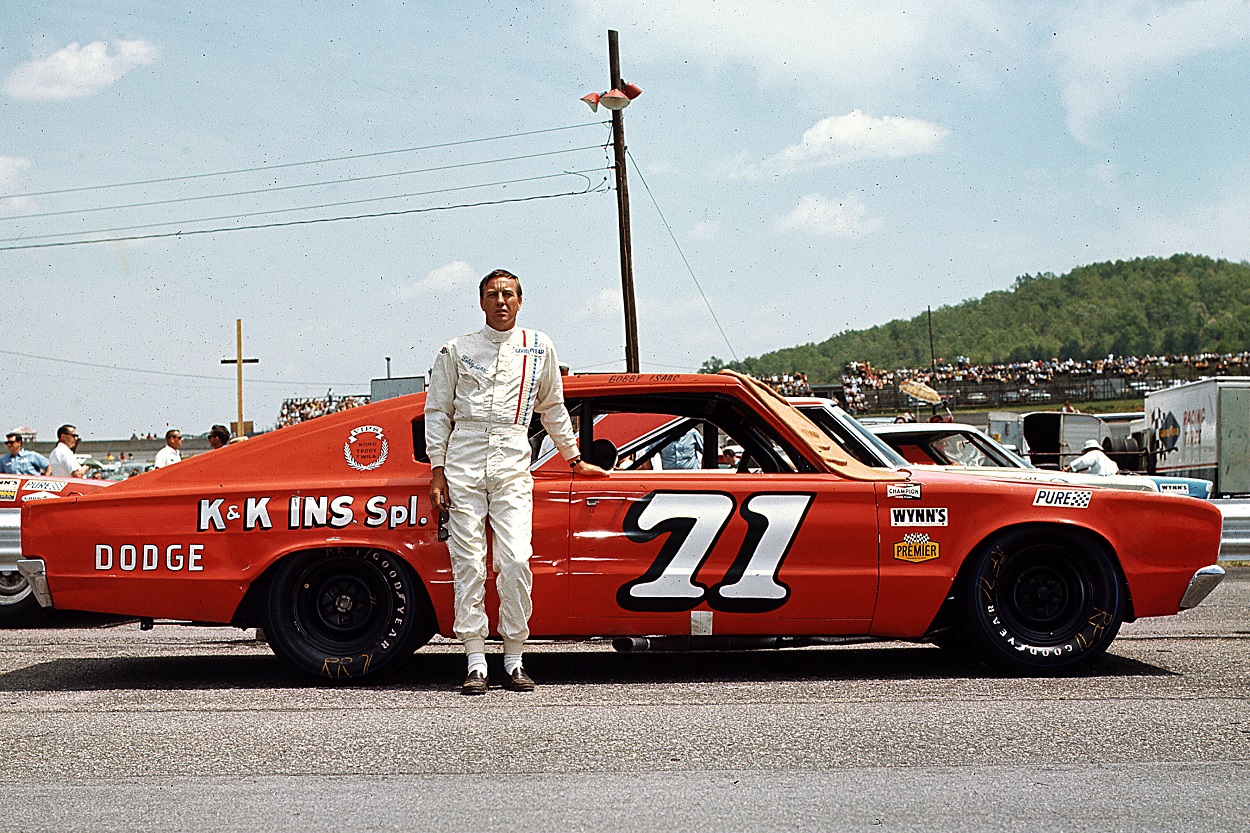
left=426, top=269, right=607, bottom=694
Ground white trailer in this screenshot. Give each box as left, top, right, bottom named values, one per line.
left=1141, top=377, right=1250, bottom=497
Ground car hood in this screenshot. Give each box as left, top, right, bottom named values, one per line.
left=926, top=466, right=1160, bottom=493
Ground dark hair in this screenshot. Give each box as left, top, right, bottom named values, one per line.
left=209, top=425, right=231, bottom=445
left=56, top=424, right=75, bottom=438
left=5, top=433, right=20, bottom=444
left=479, top=269, right=522, bottom=299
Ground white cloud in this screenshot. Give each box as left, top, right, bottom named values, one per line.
left=5, top=39, right=159, bottom=101
left=571, top=0, right=1011, bottom=91
left=773, top=193, right=883, bottom=238
left=689, top=220, right=720, bottom=240
left=396, top=260, right=476, bottom=297
left=1051, top=0, right=1250, bottom=144
left=742, top=111, right=950, bottom=178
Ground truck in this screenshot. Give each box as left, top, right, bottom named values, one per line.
left=986, top=410, right=1110, bottom=470
left=1135, top=377, right=1250, bottom=498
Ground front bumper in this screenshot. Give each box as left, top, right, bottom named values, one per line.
left=15, top=559, right=52, bottom=608
left=1179, top=564, right=1225, bottom=610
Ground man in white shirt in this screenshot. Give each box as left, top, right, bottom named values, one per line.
left=154, top=429, right=183, bottom=468
left=47, top=424, right=87, bottom=478
left=426, top=268, right=607, bottom=695
left=1066, top=439, right=1118, bottom=476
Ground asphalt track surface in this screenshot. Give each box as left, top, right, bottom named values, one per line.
left=2, top=571, right=1248, bottom=833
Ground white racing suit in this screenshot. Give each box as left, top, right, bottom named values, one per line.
left=425, top=325, right=579, bottom=655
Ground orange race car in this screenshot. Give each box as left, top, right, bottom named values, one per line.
left=18, top=371, right=1225, bottom=681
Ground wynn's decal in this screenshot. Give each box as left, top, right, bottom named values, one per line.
left=890, top=507, right=948, bottom=526
left=344, top=425, right=389, bottom=472
left=1159, top=483, right=1189, bottom=494
left=617, top=490, right=814, bottom=613
left=0, top=478, right=18, bottom=501
left=887, top=483, right=922, bottom=500
left=197, top=494, right=420, bottom=532
left=1033, top=488, right=1092, bottom=509
left=95, top=543, right=205, bottom=572
left=894, top=533, right=940, bottom=563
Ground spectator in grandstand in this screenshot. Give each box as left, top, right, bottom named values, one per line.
left=1, top=433, right=48, bottom=475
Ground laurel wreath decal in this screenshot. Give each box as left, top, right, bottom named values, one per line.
left=344, top=425, right=389, bottom=472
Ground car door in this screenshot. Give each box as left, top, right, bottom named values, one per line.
left=565, top=402, right=880, bottom=636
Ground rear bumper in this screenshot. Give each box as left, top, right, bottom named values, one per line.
left=15, top=559, right=52, bottom=608
left=1179, top=564, right=1225, bottom=610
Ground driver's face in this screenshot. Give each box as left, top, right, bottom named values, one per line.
left=480, top=277, right=522, bottom=331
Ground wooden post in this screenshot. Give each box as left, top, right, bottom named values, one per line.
left=221, top=319, right=259, bottom=436
left=608, top=29, right=640, bottom=373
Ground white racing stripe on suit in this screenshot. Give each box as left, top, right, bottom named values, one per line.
left=425, top=325, right=578, bottom=655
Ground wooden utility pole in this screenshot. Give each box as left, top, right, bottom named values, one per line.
left=608, top=29, right=640, bottom=373
left=220, top=319, right=258, bottom=436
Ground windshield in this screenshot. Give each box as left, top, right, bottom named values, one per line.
left=795, top=401, right=908, bottom=468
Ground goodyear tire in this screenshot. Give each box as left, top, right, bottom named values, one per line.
left=266, top=548, right=431, bottom=684
left=958, top=528, right=1123, bottom=674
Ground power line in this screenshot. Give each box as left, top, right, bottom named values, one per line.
left=0, top=122, right=608, bottom=199
left=0, top=167, right=609, bottom=245
left=0, top=183, right=608, bottom=252
left=626, top=148, right=738, bottom=362
left=1, top=145, right=607, bottom=223
left=0, top=348, right=358, bottom=387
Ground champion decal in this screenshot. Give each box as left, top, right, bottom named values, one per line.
left=887, top=483, right=922, bottom=500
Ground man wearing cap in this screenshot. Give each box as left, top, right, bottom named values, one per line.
left=425, top=268, right=607, bottom=695
left=1065, top=439, right=1118, bottom=475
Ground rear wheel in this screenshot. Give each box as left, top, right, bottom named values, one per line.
left=958, top=528, right=1123, bottom=674
left=265, top=548, right=432, bottom=683
left=0, top=571, right=48, bottom=627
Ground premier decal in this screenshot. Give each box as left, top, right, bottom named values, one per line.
left=0, top=478, right=18, bottom=501
left=23, top=479, right=66, bottom=493
left=894, top=533, right=940, bottom=563
left=95, top=543, right=205, bottom=572
left=345, top=425, right=388, bottom=472
left=1033, top=489, right=1093, bottom=509
left=887, top=483, right=921, bottom=500
left=890, top=507, right=948, bottom=526
left=617, top=490, right=813, bottom=613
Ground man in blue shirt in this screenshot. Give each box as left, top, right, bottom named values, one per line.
left=659, top=426, right=703, bottom=469
left=1, top=433, right=48, bottom=475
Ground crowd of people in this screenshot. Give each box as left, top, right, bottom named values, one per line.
left=275, top=394, right=370, bottom=428
left=841, top=351, right=1250, bottom=392
left=755, top=372, right=813, bottom=397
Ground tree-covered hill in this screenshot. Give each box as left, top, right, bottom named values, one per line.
left=703, top=254, right=1250, bottom=385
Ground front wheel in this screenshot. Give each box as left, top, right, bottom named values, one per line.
left=958, top=528, right=1124, bottom=674
left=265, top=548, right=432, bottom=683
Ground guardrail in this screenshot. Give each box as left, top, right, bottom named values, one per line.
left=1217, top=499, right=1250, bottom=563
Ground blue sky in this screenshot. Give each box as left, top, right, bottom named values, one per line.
left=2, top=1, right=1248, bottom=440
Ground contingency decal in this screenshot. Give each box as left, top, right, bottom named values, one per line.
left=1033, top=489, right=1093, bottom=509
left=616, top=490, right=813, bottom=614
left=1159, top=483, right=1189, bottom=494
left=890, top=507, right=948, bottom=526
left=344, top=425, right=389, bottom=472
left=21, top=492, right=57, bottom=501
left=894, top=532, right=940, bottom=563
left=0, top=478, right=18, bottom=501
left=23, top=479, right=66, bottom=493
left=887, top=483, right=921, bottom=500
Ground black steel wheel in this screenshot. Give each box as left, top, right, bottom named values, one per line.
left=266, top=548, right=431, bottom=683
left=958, top=527, right=1123, bottom=674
